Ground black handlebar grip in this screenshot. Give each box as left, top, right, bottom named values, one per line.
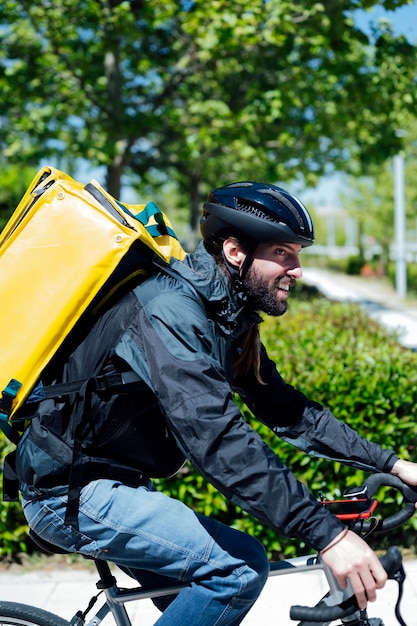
left=378, top=502, right=416, bottom=532
left=290, top=599, right=358, bottom=622
left=290, top=600, right=357, bottom=622
left=364, top=473, right=417, bottom=502
left=353, top=502, right=416, bottom=533
left=360, top=474, right=417, bottom=532
left=379, top=545, right=403, bottom=578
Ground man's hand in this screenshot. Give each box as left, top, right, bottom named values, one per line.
left=391, top=459, right=417, bottom=496
left=319, top=529, right=387, bottom=610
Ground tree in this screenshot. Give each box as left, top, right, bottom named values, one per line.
left=1, top=0, right=416, bottom=233
left=340, top=115, right=417, bottom=273
left=0, top=163, right=35, bottom=229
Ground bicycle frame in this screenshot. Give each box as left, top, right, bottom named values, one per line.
left=73, top=553, right=378, bottom=626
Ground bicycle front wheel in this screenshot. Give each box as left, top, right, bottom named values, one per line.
left=0, top=602, right=69, bottom=626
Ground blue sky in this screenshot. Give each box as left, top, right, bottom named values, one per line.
left=355, top=2, right=417, bottom=42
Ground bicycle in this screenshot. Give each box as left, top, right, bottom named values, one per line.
left=0, top=473, right=416, bottom=626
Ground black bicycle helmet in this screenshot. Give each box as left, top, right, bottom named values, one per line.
left=200, top=181, right=314, bottom=247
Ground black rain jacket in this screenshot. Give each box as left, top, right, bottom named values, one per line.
left=16, top=242, right=398, bottom=551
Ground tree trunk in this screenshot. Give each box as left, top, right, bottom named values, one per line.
left=106, top=160, right=123, bottom=199
left=188, top=174, right=204, bottom=251
left=103, top=43, right=125, bottom=199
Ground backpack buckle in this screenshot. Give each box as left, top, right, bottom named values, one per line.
left=93, top=371, right=124, bottom=391
left=0, top=379, right=22, bottom=419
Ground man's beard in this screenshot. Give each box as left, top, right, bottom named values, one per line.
left=243, top=266, right=293, bottom=316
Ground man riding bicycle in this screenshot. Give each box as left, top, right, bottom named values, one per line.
left=15, top=181, right=417, bottom=626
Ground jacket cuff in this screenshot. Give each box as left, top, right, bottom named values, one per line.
left=376, top=450, right=400, bottom=473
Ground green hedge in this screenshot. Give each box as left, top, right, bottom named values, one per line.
left=0, top=436, right=29, bottom=560
left=1, top=289, right=417, bottom=560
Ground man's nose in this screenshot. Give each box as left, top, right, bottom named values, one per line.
left=287, top=263, right=303, bottom=280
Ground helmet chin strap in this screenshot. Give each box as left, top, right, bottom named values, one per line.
left=238, top=243, right=257, bottom=280
left=222, top=241, right=257, bottom=304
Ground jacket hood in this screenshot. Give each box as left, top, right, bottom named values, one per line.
left=170, top=241, right=261, bottom=338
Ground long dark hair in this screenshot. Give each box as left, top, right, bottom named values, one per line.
left=203, top=235, right=264, bottom=385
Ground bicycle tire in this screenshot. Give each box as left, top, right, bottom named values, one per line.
left=0, top=602, right=69, bottom=626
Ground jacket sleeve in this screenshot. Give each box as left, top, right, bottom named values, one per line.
left=235, top=344, right=399, bottom=474
left=117, top=281, right=347, bottom=551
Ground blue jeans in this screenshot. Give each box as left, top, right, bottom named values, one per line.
left=22, top=479, right=269, bottom=625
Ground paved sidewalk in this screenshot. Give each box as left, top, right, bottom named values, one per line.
left=0, top=556, right=416, bottom=625
left=301, top=268, right=417, bottom=351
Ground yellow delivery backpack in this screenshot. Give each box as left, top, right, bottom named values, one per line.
left=0, top=166, right=186, bottom=429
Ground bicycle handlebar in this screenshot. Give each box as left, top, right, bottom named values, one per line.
left=353, top=473, right=417, bottom=533
left=290, top=473, right=417, bottom=622
left=290, top=546, right=402, bottom=622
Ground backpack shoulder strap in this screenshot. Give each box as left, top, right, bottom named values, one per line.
left=30, top=262, right=199, bottom=404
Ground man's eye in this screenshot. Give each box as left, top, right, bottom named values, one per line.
left=276, top=249, right=287, bottom=256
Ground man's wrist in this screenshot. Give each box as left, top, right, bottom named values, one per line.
left=319, top=526, right=349, bottom=556
left=390, top=458, right=404, bottom=476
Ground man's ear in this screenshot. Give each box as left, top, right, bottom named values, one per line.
left=222, top=238, right=247, bottom=269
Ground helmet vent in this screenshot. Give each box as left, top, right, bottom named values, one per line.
left=262, top=189, right=306, bottom=231
left=235, top=199, right=279, bottom=223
